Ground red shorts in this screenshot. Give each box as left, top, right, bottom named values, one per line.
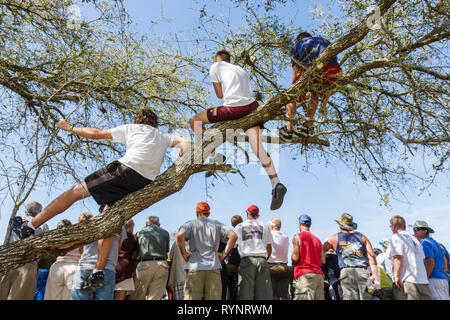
left=206, top=101, right=264, bottom=129
left=292, top=64, right=342, bottom=103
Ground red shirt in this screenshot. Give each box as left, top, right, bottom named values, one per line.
left=293, top=232, right=323, bottom=278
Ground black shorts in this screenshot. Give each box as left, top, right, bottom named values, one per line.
left=84, top=161, right=151, bottom=207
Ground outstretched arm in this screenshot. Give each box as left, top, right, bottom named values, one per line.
left=57, top=119, right=112, bottom=140
left=171, top=136, right=191, bottom=156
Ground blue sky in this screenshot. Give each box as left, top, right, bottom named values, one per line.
left=1, top=0, right=449, bottom=257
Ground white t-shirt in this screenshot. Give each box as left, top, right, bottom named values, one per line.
left=268, top=230, right=289, bottom=264
left=109, top=124, right=174, bottom=180
left=234, top=220, right=273, bottom=258
left=389, top=230, right=429, bottom=284
left=209, top=61, right=255, bottom=107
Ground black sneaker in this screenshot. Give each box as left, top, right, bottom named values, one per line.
left=9, top=216, right=35, bottom=239
left=205, top=153, right=226, bottom=178
left=81, top=271, right=104, bottom=292
left=293, top=123, right=314, bottom=137
left=279, top=127, right=293, bottom=141
left=270, top=183, right=287, bottom=210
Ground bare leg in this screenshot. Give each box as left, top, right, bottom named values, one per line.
left=31, top=182, right=91, bottom=228
left=318, top=91, right=332, bottom=116
left=285, top=102, right=297, bottom=132
left=305, top=93, right=319, bottom=127
left=114, top=290, right=127, bottom=300
left=189, top=110, right=210, bottom=138
left=245, top=126, right=277, bottom=180
left=96, top=204, right=113, bottom=271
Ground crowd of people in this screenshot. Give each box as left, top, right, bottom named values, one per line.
left=1, top=33, right=448, bottom=301
left=1, top=200, right=449, bottom=301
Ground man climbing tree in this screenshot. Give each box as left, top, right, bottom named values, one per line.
left=9, top=108, right=190, bottom=290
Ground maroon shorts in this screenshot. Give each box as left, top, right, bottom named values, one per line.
left=292, top=64, right=342, bottom=103
left=206, top=101, right=264, bottom=129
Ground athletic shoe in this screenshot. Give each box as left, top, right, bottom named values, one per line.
left=279, top=127, right=293, bottom=141
left=205, top=153, right=226, bottom=178
left=81, top=271, right=104, bottom=292
left=293, top=123, right=314, bottom=137
left=9, top=216, right=35, bottom=239
left=270, top=183, right=287, bottom=210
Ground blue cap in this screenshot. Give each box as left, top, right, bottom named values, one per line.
left=298, top=214, right=312, bottom=224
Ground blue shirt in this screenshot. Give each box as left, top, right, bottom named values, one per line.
left=291, top=36, right=339, bottom=67
left=421, top=237, right=447, bottom=279
left=336, top=232, right=369, bottom=269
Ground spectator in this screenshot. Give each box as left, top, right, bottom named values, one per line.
left=34, top=251, right=57, bottom=300
left=168, top=240, right=189, bottom=300
left=234, top=205, right=273, bottom=300
left=10, top=109, right=190, bottom=292
left=388, top=216, right=431, bottom=300
left=44, top=219, right=81, bottom=300
left=410, top=220, right=449, bottom=300
left=114, top=219, right=138, bottom=300
left=131, top=216, right=170, bottom=300
left=280, top=32, right=342, bottom=140
left=177, top=202, right=237, bottom=300
left=70, top=212, right=127, bottom=300
left=220, top=214, right=243, bottom=300
left=323, top=248, right=342, bottom=300
left=373, top=247, right=395, bottom=300
left=291, top=214, right=325, bottom=300
left=438, top=243, right=450, bottom=296
left=0, top=202, right=48, bottom=300
left=377, top=238, right=393, bottom=280
left=268, top=217, right=290, bottom=300
left=323, top=213, right=379, bottom=300
left=189, top=50, right=287, bottom=211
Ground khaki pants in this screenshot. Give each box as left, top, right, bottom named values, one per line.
left=130, top=260, right=169, bottom=300
left=339, top=267, right=375, bottom=300
left=44, top=261, right=78, bottom=300
left=184, top=269, right=222, bottom=300
left=237, top=256, right=272, bottom=300
left=0, top=262, right=38, bottom=300
left=394, top=281, right=432, bottom=300
left=294, top=273, right=325, bottom=300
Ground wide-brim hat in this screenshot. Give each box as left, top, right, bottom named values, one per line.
left=335, top=213, right=357, bottom=231
left=409, top=220, right=435, bottom=233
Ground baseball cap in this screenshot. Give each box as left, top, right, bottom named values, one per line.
left=298, top=214, right=312, bottom=225
left=196, top=202, right=210, bottom=214
left=246, top=205, right=259, bottom=216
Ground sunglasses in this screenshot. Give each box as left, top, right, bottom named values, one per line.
left=413, top=227, right=426, bottom=232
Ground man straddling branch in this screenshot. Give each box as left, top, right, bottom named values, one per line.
left=10, top=108, right=191, bottom=291
left=189, top=50, right=287, bottom=210
left=280, top=32, right=342, bottom=141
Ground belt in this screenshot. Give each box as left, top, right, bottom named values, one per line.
left=343, top=266, right=368, bottom=269
left=140, top=257, right=166, bottom=262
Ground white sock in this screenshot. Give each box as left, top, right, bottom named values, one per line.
left=27, top=221, right=36, bottom=230
left=270, top=177, right=280, bottom=189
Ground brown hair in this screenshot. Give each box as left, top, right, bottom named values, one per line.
left=134, top=109, right=158, bottom=127
left=215, top=50, right=231, bottom=63
left=231, top=215, right=243, bottom=227
left=390, top=215, right=406, bottom=230
left=78, top=212, right=93, bottom=223
left=296, top=32, right=312, bottom=42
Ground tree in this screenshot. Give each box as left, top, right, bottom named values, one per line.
left=1, top=0, right=449, bottom=275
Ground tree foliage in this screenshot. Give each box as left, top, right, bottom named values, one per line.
left=0, top=0, right=448, bottom=273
